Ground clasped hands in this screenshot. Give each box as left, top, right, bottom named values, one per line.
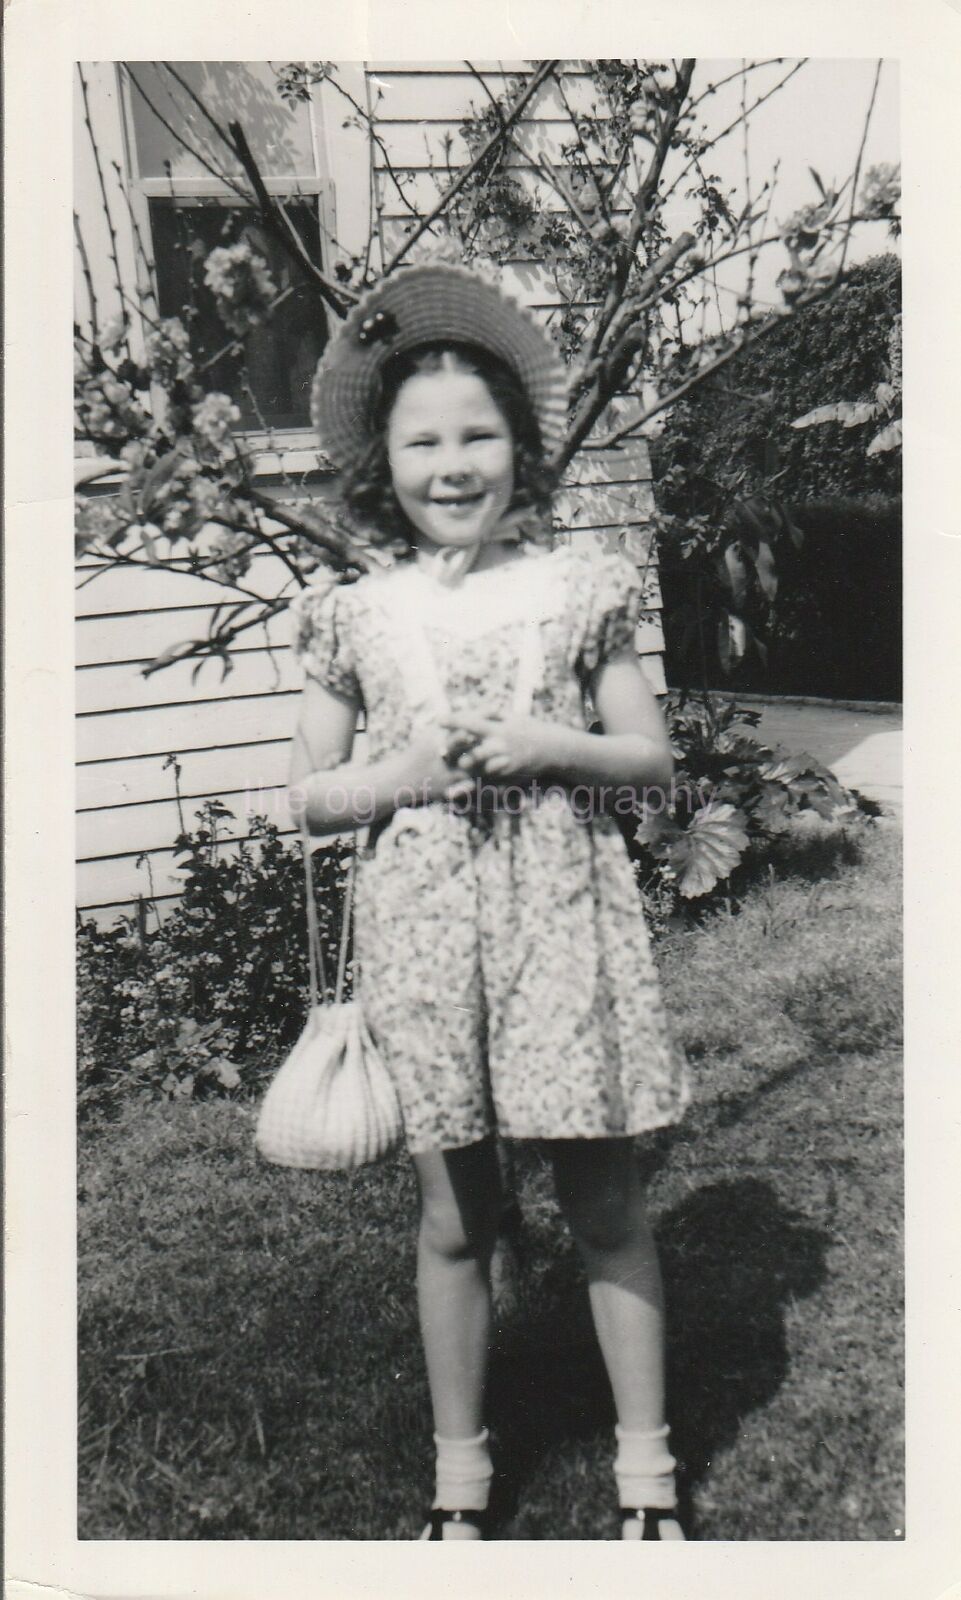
left=416, top=713, right=560, bottom=803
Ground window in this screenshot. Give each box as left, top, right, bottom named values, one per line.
left=120, top=62, right=332, bottom=433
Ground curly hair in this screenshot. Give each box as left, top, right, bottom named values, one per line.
left=337, top=342, right=557, bottom=551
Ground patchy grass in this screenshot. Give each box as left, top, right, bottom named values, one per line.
left=78, top=818, right=902, bottom=1541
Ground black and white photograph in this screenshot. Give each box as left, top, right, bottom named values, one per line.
left=5, top=5, right=960, bottom=1597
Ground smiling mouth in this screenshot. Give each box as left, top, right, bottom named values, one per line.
left=431, top=492, right=485, bottom=509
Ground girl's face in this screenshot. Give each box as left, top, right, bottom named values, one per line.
left=385, top=368, right=515, bottom=552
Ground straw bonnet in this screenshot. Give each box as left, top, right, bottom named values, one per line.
left=310, top=262, right=569, bottom=466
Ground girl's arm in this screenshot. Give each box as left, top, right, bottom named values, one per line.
left=288, top=677, right=463, bottom=837
left=445, top=649, right=674, bottom=796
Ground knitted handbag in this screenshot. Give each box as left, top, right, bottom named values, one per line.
left=254, top=818, right=402, bottom=1170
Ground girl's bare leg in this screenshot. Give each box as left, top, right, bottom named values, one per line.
left=412, top=1138, right=502, bottom=1536
left=550, top=1138, right=684, bottom=1536
left=550, top=1138, right=665, bottom=1425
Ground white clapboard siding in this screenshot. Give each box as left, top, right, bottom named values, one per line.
left=372, top=61, right=570, bottom=74
left=76, top=552, right=304, bottom=617
left=77, top=729, right=372, bottom=815
left=77, top=829, right=357, bottom=921
left=77, top=644, right=300, bottom=717
left=377, top=223, right=638, bottom=288
left=77, top=738, right=292, bottom=812
left=77, top=604, right=239, bottom=667
left=76, top=63, right=665, bottom=922
left=77, top=840, right=274, bottom=917
left=77, top=784, right=298, bottom=863
left=372, top=120, right=614, bottom=171
left=375, top=168, right=634, bottom=221
left=366, top=71, right=609, bottom=124
left=76, top=690, right=301, bottom=765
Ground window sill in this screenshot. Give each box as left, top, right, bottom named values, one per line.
left=75, top=435, right=338, bottom=493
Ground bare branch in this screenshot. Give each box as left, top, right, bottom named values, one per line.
left=668, top=209, right=887, bottom=302
left=320, top=67, right=422, bottom=226
left=123, top=65, right=252, bottom=202
left=686, top=58, right=791, bottom=114
left=662, top=61, right=807, bottom=209
left=76, top=543, right=272, bottom=605
left=464, top=62, right=508, bottom=132
left=836, top=60, right=884, bottom=282
left=514, top=139, right=606, bottom=239
left=556, top=230, right=697, bottom=473
left=740, top=64, right=756, bottom=315
left=228, top=491, right=307, bottom=586
left=227, top=122, right=356, bottom=317
left=383, top=59, right=559, bottom=273
left=589, top=272, right=845, bottom=453
left=73, top=214, right=99, bottom=341
left=550, top=68, right=610, bottom=208
left=76, top=66, right=129, bottom=346
left=233, top=379, right=328, bottom=518
left=245, top=487, right=379, bottom=573
left=141, top=598, right=290, bottom=678
left=109, top=161, right=160, bottom=310
left=158, top=62, right=237, bottom=159
left=585, top=60, right=696, bottom=366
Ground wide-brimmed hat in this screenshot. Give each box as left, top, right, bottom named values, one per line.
left=310, top=263, right=569, bottom=467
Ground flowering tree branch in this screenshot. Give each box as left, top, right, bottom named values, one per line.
left=75, top=57, right=899, bottom=684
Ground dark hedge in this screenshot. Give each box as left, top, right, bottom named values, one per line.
left=660, top=496, right=902, bottom=701
left=652, top=253, right=902, bottom=512
left=652, top=253, right=901, bottom=699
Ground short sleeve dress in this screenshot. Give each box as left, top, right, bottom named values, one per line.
left=290, top=543, right=690, bottom=1154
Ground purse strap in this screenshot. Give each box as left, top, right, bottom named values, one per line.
left=294, top=729, right=356, bottom=1011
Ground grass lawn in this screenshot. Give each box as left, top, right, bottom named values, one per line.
left=78, top=817, right=903, bottom=1541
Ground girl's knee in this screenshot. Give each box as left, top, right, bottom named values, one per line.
left=419, top=1191, right=498, bottom=1261
left=415, top=1141, right=503, bottom=1261
left=566, top=1192, right=641, bottom=1255
left=552, top=1143, right=650, bottom=1256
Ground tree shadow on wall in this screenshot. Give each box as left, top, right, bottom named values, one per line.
left=487, top=1177, right=829, bottom=1535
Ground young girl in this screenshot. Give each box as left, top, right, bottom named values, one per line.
left=288, top=263, right=690, bottom=1540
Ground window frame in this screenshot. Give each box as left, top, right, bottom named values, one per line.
left=116, top=61, right=338, bottom=452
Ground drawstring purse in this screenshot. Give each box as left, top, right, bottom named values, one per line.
left=254, top=815, right=403, bottom=1170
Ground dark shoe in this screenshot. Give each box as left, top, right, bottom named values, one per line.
left=421, top=1507, right=491, bottom=1540
left=620, top=1506, right=686, bottom=1540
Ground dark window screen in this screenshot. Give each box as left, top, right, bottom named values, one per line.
left=149, top=199, right=328, bottom=430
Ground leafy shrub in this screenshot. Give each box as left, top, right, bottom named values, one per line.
left=77, top=804, right=351, bottom=1117
left=631, top=694, right=860, bottom=902
left=652, top=254, right=902, bottom=516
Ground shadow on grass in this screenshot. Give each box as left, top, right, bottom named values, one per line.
left=488, top=1177, right=829, bottom=1534
left=662, top=1178, right=829, bottom=1519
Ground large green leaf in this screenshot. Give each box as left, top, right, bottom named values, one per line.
left=867, top=418, right=902, bottom=456
left=636, top=802, right=750, bottom=899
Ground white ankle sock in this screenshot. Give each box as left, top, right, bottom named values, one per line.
left=613, top=1423, right=678, bottom=1510
left=432, top=1428, right=493, bottom=1512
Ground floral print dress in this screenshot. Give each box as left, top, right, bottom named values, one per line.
left=291, top=543, right=690, bottom=1154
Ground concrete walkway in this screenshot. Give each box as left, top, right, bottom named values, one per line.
left=749, top=699, right=903, bottom=817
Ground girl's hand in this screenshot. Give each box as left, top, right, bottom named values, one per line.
left=440, top=713, right=560, bottom=785
left=402, top=726, right=467, bottom=803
